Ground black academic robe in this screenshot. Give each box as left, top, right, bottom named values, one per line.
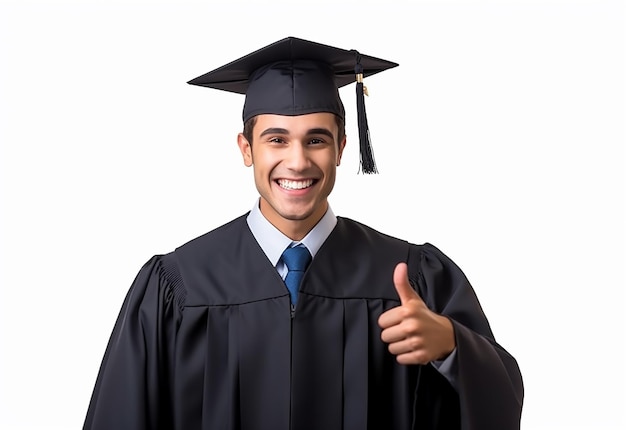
left=83, top=215, right=523, bottom=430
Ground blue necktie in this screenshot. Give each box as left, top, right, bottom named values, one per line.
left=281, top=244, right=312, bottom=305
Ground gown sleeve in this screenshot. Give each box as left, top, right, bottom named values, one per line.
left=82, top=254, right=183, bottom=430
left=412, top=243, right=524, bottom=430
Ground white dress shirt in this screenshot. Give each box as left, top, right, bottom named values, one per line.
left=246, top=199, right=336, bottom=280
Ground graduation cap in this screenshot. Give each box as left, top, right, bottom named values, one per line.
left=187, top=37, right=398, bottom=174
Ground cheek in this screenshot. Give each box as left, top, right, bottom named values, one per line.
left=323, top=153, right=340, bottom=172
left=252, top=152, right=277, bottom=179
left=321, top=161, right=338, bottom=184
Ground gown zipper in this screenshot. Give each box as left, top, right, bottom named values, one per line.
left=289, top=299, right=295, bottom=429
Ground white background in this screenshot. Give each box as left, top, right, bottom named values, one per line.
left=0, top=0, right=624, bottom=429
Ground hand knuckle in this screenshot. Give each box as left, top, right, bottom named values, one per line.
left=408, top=337, right=422, bottom=350
left=405, top=319, right=420, bottom=333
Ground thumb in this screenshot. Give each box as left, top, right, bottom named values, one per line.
left=393, top=262, right=422, bottom=304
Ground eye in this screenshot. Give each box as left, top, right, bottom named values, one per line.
left=268, top=137, right=286, bottom=144
left=308, top=138, right=325, bottom=145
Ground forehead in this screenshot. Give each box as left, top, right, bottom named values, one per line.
left=253, top=113, right=339, bottom=135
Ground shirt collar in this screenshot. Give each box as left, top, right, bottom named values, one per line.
left=246, top=198, right=337, bottom=266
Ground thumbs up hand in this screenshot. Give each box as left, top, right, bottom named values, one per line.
left=378, top=263, right=456, bottom=365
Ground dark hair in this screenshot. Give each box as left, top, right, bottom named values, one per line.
left=242, top=114, right=346, bottom=146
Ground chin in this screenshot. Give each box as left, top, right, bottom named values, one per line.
left=278, top=210, right=316, bottom=222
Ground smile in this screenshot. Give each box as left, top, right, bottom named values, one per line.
left=277, top=179, right=315, bottom=190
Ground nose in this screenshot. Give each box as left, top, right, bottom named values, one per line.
left=285, top=142, right=310, bottom=171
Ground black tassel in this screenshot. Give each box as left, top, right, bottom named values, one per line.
left=353, top=51, right=378, bottom=174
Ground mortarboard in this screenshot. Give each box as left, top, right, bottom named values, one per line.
left=187, top=37, right=398, bottom=174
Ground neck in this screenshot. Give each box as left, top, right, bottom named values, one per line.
left=279, top=219, right=319, bottom=242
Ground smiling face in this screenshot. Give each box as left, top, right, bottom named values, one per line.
left=237, top=113, right=346, bottom=240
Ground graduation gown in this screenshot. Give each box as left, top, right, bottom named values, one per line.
left=83, top=215, right=523, bottom=430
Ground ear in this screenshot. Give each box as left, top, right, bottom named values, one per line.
left=237, top=133, right=253, bottom=167
left=336, top=135, right=347, bottom=166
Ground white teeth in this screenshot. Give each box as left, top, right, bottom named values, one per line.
left=278, top=179, right=314, bottom=190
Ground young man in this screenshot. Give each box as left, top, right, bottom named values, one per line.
left=83, top=37, right=523, bottom=429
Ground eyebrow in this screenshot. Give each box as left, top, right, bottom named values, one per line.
left=259, top=127, right=335, bottom=140
left=259, top=127, right=289, bottom=137
left=307, top=128, right=335, bottom=139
